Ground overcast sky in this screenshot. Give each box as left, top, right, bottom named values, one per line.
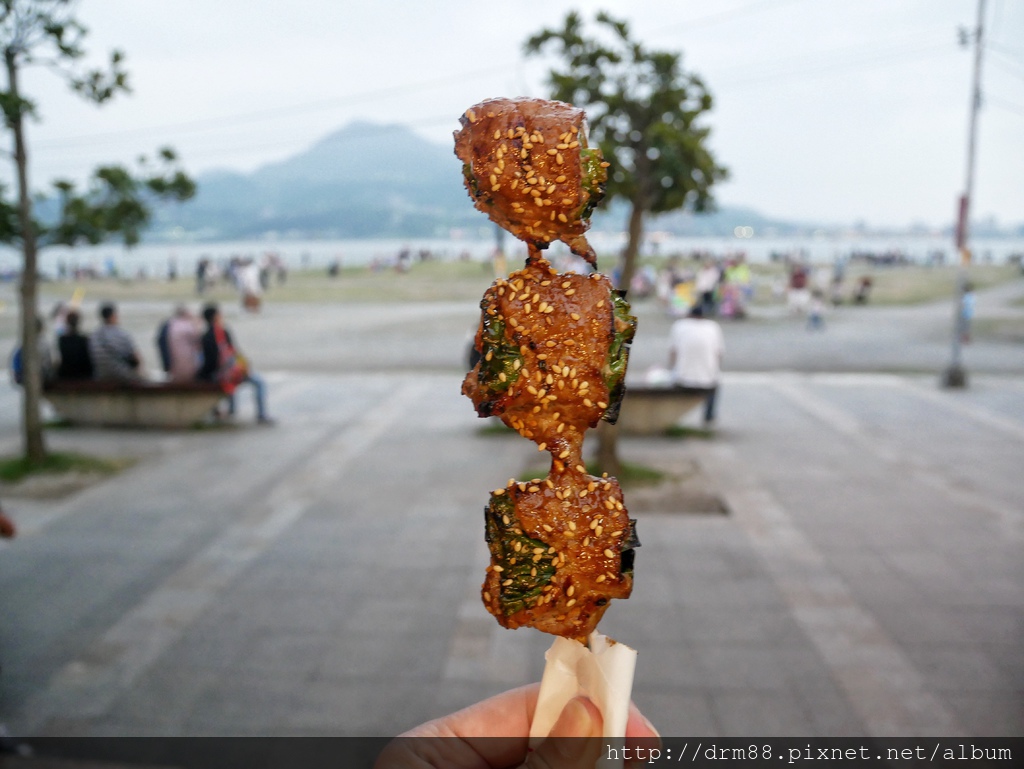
left=9, top=0, right=1024, bottom=228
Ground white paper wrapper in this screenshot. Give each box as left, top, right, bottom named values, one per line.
left=529, top=630, right=637, bottom=743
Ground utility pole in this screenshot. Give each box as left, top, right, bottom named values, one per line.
left=942, top=0, right=986, bottom=389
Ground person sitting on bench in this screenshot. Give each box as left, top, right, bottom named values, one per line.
left=198, top=303, right=274, bottom=425
left=57, top=311, right=93, bottom=381
left=89, top=302, right=144, bottom=383
left=668, top=304, right=724, bottom=427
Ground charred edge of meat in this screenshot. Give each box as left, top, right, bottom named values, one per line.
left=601, top=290, right=638, bottom=424
left=620, top=518, right=640, bottom=577
left=484, top=492, right=556, bottom=616
left=525, top=240, right=550, bottom=263
left=462, top=163, right=480, bottom=199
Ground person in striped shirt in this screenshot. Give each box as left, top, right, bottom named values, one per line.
left=88, top=302, right=143, bottom=383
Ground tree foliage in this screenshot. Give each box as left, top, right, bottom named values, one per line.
left=526, top=11, right=727, bottom=475
left=0, top=0, right=129, bottom=112
left=525, top=11, right=728, bottom=286
left=47, top=150, right=196, bottom=247
left=0, top=0, right=195, bottom=463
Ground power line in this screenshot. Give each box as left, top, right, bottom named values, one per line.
left=35, top=2, right=920, bottom=154
left=988, top=41, right=1024, bottom=59
left=717, top=41, right=952, bottom=88
left=711, top=31, right=952, bottom=80
left=28, top=38, right=961, bottom=173
left=648, top=0, right=811, bottom=36
left=23, top=116, right=463, bottom=180
left=988, top=50, right=1024, bottom=83
left=94, top=116, right=459, bottom=165
left=987, top=93, right=1024, bottom=116
left=23, top=17, right=978, bottom=170
left=33, top=64, right=510, bottom=150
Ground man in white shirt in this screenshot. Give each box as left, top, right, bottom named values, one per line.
left=668, top=305, right=724, bottom=425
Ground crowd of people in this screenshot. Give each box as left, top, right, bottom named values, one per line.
left=653, top=254, right=754, bottom=320
left=195, top=253, right=288, bottom=310
left=53, top=252, right=290, bottom=292
left=27, top=300, right=273, bottom=424
left=781, top=257, right=874, bottom=330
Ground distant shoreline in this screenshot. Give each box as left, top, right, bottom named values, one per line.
left=1, top=232, right=1021, bottom=277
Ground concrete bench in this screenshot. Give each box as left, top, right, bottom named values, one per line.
left=44, top=379, right=227, bottom=429
left=615, top=385, right=711, bottom=435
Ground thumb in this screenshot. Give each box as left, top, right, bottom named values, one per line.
left=521, top=697, right=603, bottom=769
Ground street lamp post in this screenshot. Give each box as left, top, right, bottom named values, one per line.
left=942, top=0, right=986, bottom=389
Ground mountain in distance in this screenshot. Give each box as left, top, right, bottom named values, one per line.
left=158, top=121, right=480, bottom=240
left=151, top=120, right=875, bottom=241
left=590, top=200, right=811, bottom=238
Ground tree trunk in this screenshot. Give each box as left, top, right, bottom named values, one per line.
left=7, top=52, right=47, bottom=463
left=618, top=200, right=645, bottom=293
left=597, top=199, right=645, bottom=478
left=594, top=420, right=621, bottom=479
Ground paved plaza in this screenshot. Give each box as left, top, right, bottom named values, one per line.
left=0, top=277, right=1021, bottom=739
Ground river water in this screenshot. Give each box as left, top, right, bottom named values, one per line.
left=0, top=232, right=1021, bottom=277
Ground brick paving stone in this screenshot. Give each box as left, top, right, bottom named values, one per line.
left=631, top=690, right=719, bottom=737
left=944, top=692, right=1024, bottom=738
left=0, top=283, right=1021, bottom=741
left=632, top=644, right=710, bottom=689
left=709, top=691, right=815, bottom=736
left=792, top=685, right=867, bottom=737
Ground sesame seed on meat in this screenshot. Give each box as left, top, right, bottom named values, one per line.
left=458, top=97, right=639, bottom=642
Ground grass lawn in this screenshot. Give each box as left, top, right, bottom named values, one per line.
left=30, top=256, right=1022, bottom=309
left=0, top=450, right=132, bottom=483
left=843, top=264, right=1020, bottom=305
left=734, top=263, right=1020, bottom=307
left=38, top=259, right=500, bottom=306
left=519, top=459, right=665, bottom=488
left=973, top=316, right=1024, bottom=344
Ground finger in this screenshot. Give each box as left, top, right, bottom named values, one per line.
left=380, top=684, right=539, bottom=768
left=625, top=700, right=661, bottom=740
left=624, top=700, right=662, bottom=767
left=521, top=696, right=603, bottom=769
left=548, top=696, right=601, bottom=738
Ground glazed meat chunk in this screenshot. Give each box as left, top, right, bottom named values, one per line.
left=454, top=97, right=607, bottom=265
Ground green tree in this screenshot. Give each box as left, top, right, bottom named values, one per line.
left=526, top=10, right=728, bottom=291
left=526, top=11, right=727, bottom=474
left=1, top=0, right=194, bottom=464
